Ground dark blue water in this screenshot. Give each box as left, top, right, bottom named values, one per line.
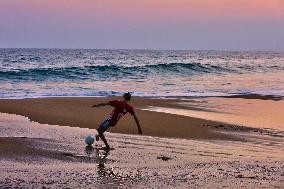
left=0, top=49, right=283, bottom=98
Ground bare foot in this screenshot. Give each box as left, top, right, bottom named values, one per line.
left=104, top=146, right=111, bottom=151
left=95, top=134, right=99, bottom=141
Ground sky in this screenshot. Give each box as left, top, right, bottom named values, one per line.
left=0, top=0, right=284, bottom=51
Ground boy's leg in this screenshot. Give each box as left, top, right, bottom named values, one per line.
left=97, top=120, right=111, bottom=149
left=97, top=128, right=110, bottom=149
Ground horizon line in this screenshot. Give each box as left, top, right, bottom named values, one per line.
left=0, top=47, right=283, bottom=53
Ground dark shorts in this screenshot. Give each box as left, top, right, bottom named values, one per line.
left=98, top=119, right=111, bottom=132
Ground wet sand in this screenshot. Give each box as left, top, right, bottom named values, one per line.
left=0, top=113, right=283, bottom=188
left=145, top=96, right=284, bottom=131
left=0, top=96, right=236, bottom=140
left=0, top=96, right=283, bottom=140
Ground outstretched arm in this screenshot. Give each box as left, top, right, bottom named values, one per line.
left=133, top=113, right=143, bottom=135
left=92, top=102, right=110, bottom=108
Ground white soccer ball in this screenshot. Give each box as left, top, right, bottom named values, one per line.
left=85, top=135, right=95, bottom=146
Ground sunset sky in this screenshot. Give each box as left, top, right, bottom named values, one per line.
left=0, top=0, right=283, bottom=51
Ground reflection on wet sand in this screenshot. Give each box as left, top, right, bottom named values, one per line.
left=85, top=146, right=127, bottom=188
left=145, top=97, right=284, bottom=131
left=85, top=145, right=109, bottom=168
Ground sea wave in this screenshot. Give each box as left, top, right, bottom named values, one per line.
left=1, top=49, right=284, bottom=98
left=0, top=62, right=236, bottom=80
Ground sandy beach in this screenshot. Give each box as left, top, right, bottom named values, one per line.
left=0, top=96, right=235, bottom=140
left=0, top=96, right=284, bottom=188
left=0, top=112, right=283, bottom=188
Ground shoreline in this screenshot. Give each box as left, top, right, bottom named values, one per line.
left=0, top=95, right=283, bottom=140
left=0, top=96, right=231, bottom=140
left=0, top=93, right=282, bottom=100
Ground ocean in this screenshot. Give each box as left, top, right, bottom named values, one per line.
left=0, top=49, right=283, bottom=99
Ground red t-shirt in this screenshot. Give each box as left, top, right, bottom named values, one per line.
left=107, top=100, right=134, bottom=126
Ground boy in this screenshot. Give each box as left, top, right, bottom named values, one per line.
left=92, top=92, right=142, bottom=150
